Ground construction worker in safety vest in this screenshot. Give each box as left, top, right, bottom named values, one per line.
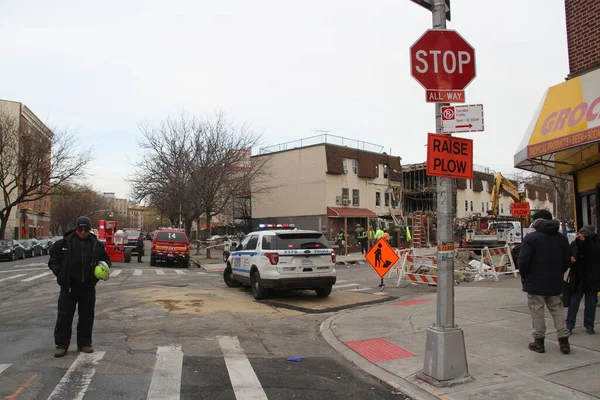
left=374, top=226, right=384, bottom=241
left=336, top=229, right=346, bottom=256
left=367, top=227, right=375, bottom=251
left=383, top=228, right=390, bottom=243
left=358, top=226, right=368, bottom=254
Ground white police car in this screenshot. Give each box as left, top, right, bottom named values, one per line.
left=223, top=226, right=337, bottom=300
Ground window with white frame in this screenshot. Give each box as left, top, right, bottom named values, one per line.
left=342, top=159, right=348, bottom=174
left=500, top=204, right=504, bottom=214
left=385, top=192, right=390, bottom=207
left=465, top=200, right=468, bottom=211
left=352, top=159, right=358, bottom=174
left=342, top=188, right=349, bottom=201
left=481, top=202, right=485, bottom=212
left=470, top=201, right=473, bottom=212
left=352, top=189, right=359, bottom=206
left=383, top=165, right=388, bottom=179
left=376, top=192, right=381, bottom=206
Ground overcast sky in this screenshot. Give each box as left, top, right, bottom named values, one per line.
left=0, top=0, right=568, bottom=199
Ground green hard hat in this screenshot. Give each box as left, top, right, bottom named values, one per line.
left=94, top=261, right=110, bottom=281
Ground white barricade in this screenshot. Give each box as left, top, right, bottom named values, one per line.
left=480, top=244, right=518, bottom=281
left=396, top=254, right=438, bottom=286
left=387, top=248, right=414, bottom=278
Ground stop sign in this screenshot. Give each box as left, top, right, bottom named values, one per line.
left=410, top=29, right=476, bottom=91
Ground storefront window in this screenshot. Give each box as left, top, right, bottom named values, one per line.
left=580, top=192, right=597, bottom=232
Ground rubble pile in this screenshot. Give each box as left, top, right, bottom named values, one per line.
left=452, top=249, right=491, bottom=283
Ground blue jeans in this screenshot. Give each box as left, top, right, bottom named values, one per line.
left=566, top=288, right=598, bottom=330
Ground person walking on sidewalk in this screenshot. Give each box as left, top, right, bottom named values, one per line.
left=566, top=225, right=600, bottom=335
left=48, top=216, right=112, bottom=357
left=518, top=210, right=571, bottom=354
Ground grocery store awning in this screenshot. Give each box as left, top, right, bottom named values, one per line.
left=514, top=68, right=600, bottom=177
left=327, top=207, right=377, bottom=218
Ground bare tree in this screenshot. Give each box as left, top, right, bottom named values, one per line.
left=190, top=112, right=271, bottom=258
left=49, top=183, right=113, bottom=234
left=0, top=109, right=92, bottom=239
left=128, top=111, right=271, bottom=258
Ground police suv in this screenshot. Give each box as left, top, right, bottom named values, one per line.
left=223, top=224, right=337, bottom=300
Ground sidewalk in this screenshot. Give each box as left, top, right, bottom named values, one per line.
left=321, top=277, right=600, bottom=400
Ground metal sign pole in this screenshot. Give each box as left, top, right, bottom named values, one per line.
left=417, top=0, right=472, bottom=387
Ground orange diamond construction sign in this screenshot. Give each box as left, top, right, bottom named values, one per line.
left=364, top=238, right=400, bottom=278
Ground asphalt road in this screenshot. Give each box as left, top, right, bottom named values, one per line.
left=0, top=254, right=415, bottom=399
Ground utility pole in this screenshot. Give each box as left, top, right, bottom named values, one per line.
left=416, top=0, right=472, bottom=387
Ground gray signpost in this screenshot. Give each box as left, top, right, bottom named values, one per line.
left=412, top=0, right=473, bottom=387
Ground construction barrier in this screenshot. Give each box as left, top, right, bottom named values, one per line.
left=387, top=248, right=415, bottom=278
left=395, top=244, right=519, bottom=286
left=396, top=254, right=438, bottom=286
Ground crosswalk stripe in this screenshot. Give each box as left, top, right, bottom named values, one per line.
left=156, top=269, right=165, bottom=275
left=0, top=268, right=45, bottom=274
left=110, top=269, right=122, bottom=277
left=348, top=287, right=372, bottom=292
left=47, top=351, right=105, bottom=400
left=334, top=283, right=360, bottom=289
left=147, top=345, right=183, bottom=400
left=0, top=274, right=26, bottom=283
left=21, top=271, right=52, bottom=282
left=0, top=364, right=9, bottom=375
left=174, top=270, right=186, bottom=275
left=219, top=336, right=267, bottom=400
left=336, top=279, right=348, bottom=283
left=197, top=272, right=207, bottom=275
left=14, top=262, right=46, bottom=268
left=133, top=269, right=142, bottom=276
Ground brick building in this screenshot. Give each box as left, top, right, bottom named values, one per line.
left=515, top=0, right=600, bottom=231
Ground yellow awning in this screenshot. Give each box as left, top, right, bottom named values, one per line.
left=514, top=68, right=600, bottom=176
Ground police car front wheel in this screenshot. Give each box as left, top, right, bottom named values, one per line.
left=223, top=265, right=243, bottom=288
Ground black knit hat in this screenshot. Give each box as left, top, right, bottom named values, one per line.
left=532, top=209, right=552, bottom=221
left=75, top=216, right=92, bottom=229
left=579, top=225, right=595, bottom=237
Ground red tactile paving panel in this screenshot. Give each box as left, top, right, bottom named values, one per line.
left=345, top=338, right=416, bottom=362
left=389, top=299, right=431, bottom=306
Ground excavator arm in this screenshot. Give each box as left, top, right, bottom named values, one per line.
left=490, top=172, right=521, bottom=216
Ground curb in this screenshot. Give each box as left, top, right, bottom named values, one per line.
left=320, top=312, right=439, bottom=400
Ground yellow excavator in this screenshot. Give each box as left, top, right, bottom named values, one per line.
left=490, top=172, right=529, bottom=225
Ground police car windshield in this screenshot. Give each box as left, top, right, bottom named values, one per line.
left=272, top=233, right=329, bottom=250
left=155, top=232, right=187, bottom=242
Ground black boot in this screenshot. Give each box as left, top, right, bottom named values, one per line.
left=559, top=337, right=570, bottom=354
left=528, top=338, right=545, bottom=353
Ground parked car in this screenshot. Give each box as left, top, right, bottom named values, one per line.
left=150, top=229, right=190, bottom=268
left=38, top=238, right=53, bottom=255
left=0, top=240, right=26, bottom=261
left=123, top=228, right=143, bottom=263
left=18, top=239, right=42, bottom=257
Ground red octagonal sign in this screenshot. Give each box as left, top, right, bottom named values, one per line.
left=410, top=29, right=476, bottom=103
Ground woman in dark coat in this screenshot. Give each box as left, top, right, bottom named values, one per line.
left=566, top=225, right=600, bottom=335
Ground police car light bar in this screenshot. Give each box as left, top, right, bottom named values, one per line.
left=258, top=223, right=296, bottom=230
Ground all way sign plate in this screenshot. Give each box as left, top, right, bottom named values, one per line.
left=441, top=104, right=484, bottom=133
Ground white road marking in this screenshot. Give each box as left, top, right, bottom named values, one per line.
left=147, top=345, right=183, bottom=400
left=336, top=279, right=348, bottom=283
left=0, top=364, right=9, bottom=375
left=14, top=262, right=47, bottom=268
left=47, top=351, right=105, bottom=400
left=0, top=274, right=26, bottom=283
left=348, top=287, right=372, bottom=292
left=0, top=268, right=45, bottom=274
left=197, top=272, right=207, bottom=275
left=156, top=269, right=165, bottom=275
left=21, top=271, right=52, bottom=282
left=174, top=270, right=186, bottom=275
left=218, top=336, right=267, bottom=400
left=133, top=269, right=143, bottom=276
left=373, top=292, right=388, bottom=295
left=333, top=283, right=360, bottom=289
left=110, top=269, right=122, bottom=277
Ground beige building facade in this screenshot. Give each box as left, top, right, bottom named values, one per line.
left=251, top=137, right=402, bottom=241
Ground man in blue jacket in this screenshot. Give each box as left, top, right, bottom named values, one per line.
left=48, top=216, right=111, bottom=357
left=518, top=210, right=571, bottom=354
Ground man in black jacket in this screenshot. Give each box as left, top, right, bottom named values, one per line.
left=48, top=216, right=111, bottom=357
left=518, top=210, right=571, bottom=354
left=566, top=225, right=600, bottom=334
left=136, top=232, right=145, bottom=263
